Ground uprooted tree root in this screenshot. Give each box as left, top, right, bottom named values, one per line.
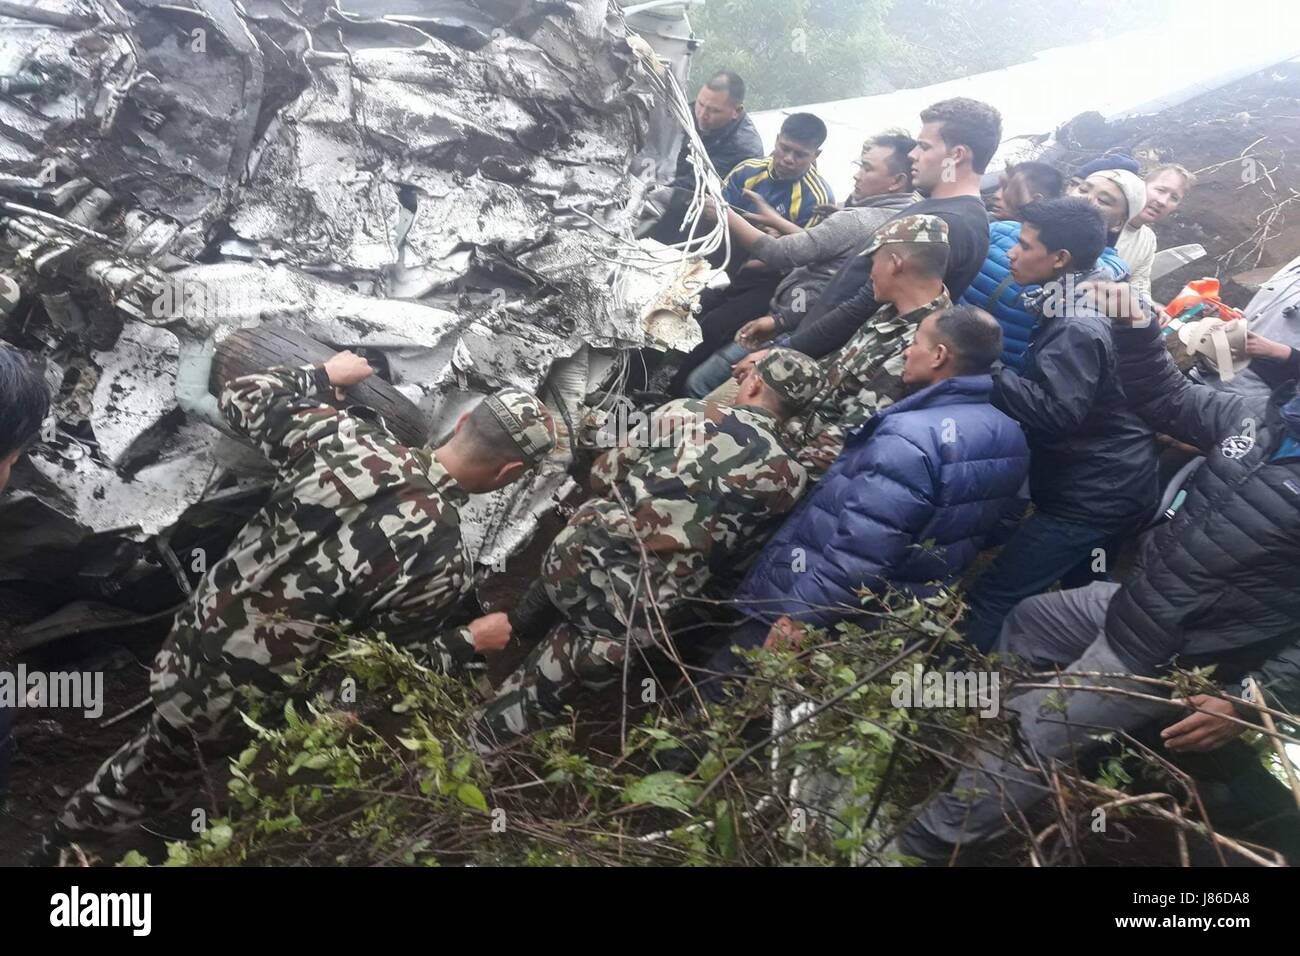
left=100, top=591, right=1297, bottom=868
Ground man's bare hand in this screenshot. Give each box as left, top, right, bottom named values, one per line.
left=763, top=615, right=804, bottom=651
left=1246, top=331, right=1292, bottom=362
left=324, top=350, right=374, bottom=389
left=1078, top=280, right=1147, bottom=326
left=469, top=611, right=513, bottom=654
left=735, top=315, right=778, bottom=349
left=1161, top=695, right=1246, bottom=753
left=742, top=188, right=777, bottom=216
left=739, top=188, right=786, bottom=229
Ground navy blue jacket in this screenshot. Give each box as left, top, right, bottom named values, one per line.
left=992, top=270, right=1158, bottom=530
left=671, top=112, right=764, bottom=189
left=736, top=376, right=1030, bottom=627
left=961, top=220, right=1130, bottom=372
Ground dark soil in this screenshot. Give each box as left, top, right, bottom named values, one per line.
left=0, top=586, right=174, bottom=865
left=1066, top=61, right=1300, bottom=306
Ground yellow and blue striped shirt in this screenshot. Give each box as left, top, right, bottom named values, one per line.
left=722, top=157, right=835, bottom=229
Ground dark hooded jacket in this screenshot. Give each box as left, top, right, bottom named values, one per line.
left=671, top=112, right=764, bottom=188
left=1106, top=317, right=1300, bottom=712
left=991, top=270, right=1158, bottom=530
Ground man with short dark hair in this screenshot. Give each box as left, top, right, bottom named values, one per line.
left=47, top=352, right=555, bottom=857
left=680, top=70, right=764, bottom=186
left=701, top=304, right=1028, bottom=698
left=670, top=131, right=920, bottom=398
left=964, top=160, right=1129, bottom=371
left=775, top=98, right=1001, bottom=360
left=649, top=70, right=765, bottom=249
left=964, top=198, right=1158, bottom=651
left=720, top=112, right=835, bottom=230
left=989, top=161, right=1063, bottom=222
left=920, top=303, right=1007, bottom=375
left=0, top=345, right=50, bottom=802
left=739, top=214, right=953, bottom=475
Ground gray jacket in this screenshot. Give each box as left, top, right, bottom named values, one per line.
left=750, top=191, right=920, bottom=331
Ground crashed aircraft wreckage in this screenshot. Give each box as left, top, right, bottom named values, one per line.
left=0, top=0, right=722, bottom=620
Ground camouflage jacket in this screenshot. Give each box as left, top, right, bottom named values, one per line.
left=543, top=399, right=807, bottom=635
left=153, top=365, right=478, bottom=728
left=786, top=290, right=951, bottom=474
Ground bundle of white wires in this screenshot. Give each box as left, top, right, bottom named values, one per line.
left=624, top=33, right=732, bottom=271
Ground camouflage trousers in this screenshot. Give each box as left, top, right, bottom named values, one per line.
left=54, top=625, right=270, bottom=842
left=55, top=706, right=240, bottom=841
left=474, top=621, right=640, bottom=742
left=474, top=524, right=657, bottom=743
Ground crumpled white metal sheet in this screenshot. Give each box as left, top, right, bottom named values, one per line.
left=0, top=0, right=704, bottom=571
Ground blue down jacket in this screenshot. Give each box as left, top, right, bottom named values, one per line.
left=736, top=375, right=1030, bottom=627
left=961, top=220, right=1129, bottom=371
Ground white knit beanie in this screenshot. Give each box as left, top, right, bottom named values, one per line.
left=1086, top=169, right=1147, bottom=221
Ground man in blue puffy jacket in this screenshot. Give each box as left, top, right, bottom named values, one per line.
left=700, top=305, right=1029, bottom=697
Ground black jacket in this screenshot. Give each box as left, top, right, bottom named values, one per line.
left=1107, top=317, right=1300, bottom=713
left=671, top=112, right=764, bottom=189
left=783, top=195, right=989, bottom=357
left=991, top=272, right=1158, bottom=530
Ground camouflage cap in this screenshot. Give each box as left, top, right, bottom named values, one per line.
left=481, top=388, right=555, bottom=467
left=754, top=348, right=824, bottom=410
left=860, top=213, right=949, bottom=257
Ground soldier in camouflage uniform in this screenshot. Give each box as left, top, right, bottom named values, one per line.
left=47, top=351, right=553, bottom=853
left=738, top=215, right=952, bottom=475
left=473, top=349, right=824, bottom=744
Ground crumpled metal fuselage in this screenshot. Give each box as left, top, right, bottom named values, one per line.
left=0, top=0, right=700, bottom=585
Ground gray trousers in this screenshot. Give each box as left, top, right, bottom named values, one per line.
left=899, top=582, right=1178, bottom=861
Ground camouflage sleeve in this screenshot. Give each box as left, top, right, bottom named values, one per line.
left=708, top=452, right=806, bottom=543
left=794, top=421, right=846, bottom=477
left=219, top=363, right=349, bottom=466
left=589, top=443, right=645, bottom=496
left=371, top=617, right=480, bottom=675
left=409, top=625, right=480, bottom=675
left=631, top=423, right=804, bottom=561
left=364, top=526, right=481, bottom=674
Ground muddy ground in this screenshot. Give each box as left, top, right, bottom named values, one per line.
left=1091, top=61, right=1300, bottom=304
left=4, top=62, right=1300, bottom=867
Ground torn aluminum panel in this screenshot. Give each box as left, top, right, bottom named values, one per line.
left=0, top=1, right=714, bottom=580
